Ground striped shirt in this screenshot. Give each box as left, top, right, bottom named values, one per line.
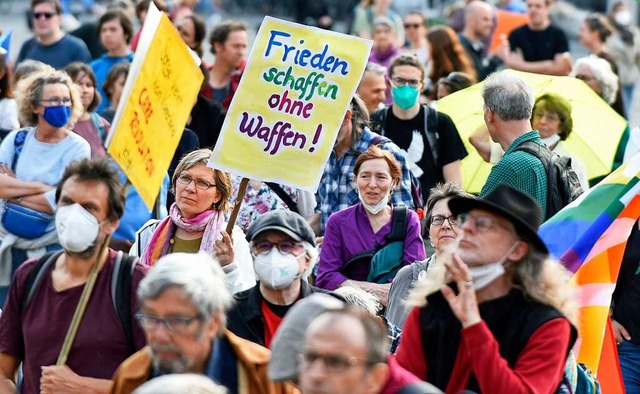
left=481, top=131, right=548, bottom=218
left=315, top=127, right=415, bottom=233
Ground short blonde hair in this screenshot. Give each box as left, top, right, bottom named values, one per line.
left=172, top=148, right=232, bottom=212
left=15, top=69, right=82, bottom=127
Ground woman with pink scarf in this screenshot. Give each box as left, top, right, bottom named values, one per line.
left=131, top=148, right=255, bottom=293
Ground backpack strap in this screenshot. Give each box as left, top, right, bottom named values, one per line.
left=423, top=105, right=440, bottom=167
left=111, top=250, right=138, bottom=351
left=387, top=204, right=408, bottom=242
left=11, top=129, right=28, bottom=171
left=265, top=182, right=299, bottom=213
left=89, top=112, right=106, bottom=142
left=20, top=250, right=65, bottom=314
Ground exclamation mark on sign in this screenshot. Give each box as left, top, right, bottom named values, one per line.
left=308, top=124, right=322, bottom=152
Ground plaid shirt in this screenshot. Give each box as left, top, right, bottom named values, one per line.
left=481, top=131, right=548, bottom=217
left=315, top=127, right=415, bottom=233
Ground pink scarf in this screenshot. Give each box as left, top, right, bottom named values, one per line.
left=141, top=203, right=224, bottom=265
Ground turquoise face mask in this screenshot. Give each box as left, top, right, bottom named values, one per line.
left=391, top=85, right=420, bottom=110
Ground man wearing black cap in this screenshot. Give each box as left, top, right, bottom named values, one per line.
left=227, top=209, right=321, bottom=349
left=396, top=184, right=577, bottom=393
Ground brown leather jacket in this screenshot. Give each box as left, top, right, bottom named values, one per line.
left=109, top=330, right=299, bottom=394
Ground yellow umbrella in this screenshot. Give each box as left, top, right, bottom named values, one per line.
left=437, top=70, right=628, bottom=194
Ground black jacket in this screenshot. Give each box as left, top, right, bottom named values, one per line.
left=226, top=280, right=322, bottom=347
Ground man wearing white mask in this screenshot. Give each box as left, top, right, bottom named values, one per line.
left=226, top=209, right=320, bottom=349
left=396, top=184, right=578, bottom=393
left=0, top=158, right=147, bottom=394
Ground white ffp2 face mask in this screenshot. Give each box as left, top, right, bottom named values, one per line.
left=254, top=248, right=301, bottom=290
left=55, top=203, right=101, bottom=253
left=358, top=189, right=390, bottom=214
left=468, top=243, right=518, bottom=290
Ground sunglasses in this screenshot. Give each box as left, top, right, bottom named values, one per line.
left=33, top=12, right=56, bottom=19
left=404, top=23, right=422, bottom=29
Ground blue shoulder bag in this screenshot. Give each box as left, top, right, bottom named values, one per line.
left=1, top=130, right=53, bottom=239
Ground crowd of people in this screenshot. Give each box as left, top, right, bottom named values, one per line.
left=0, top=0, right=639, bottom=393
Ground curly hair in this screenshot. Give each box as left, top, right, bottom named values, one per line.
left=408, top=244, right=577, bottom=327
left=15, top=69, right=82, bottom=127
left=427, top=25, right=477, bottom=83
left=570, top=56, right=619, bottom=105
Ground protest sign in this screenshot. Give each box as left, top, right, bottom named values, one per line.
left=208, top=16, right=372, bottom=192
left=106, top=3, right=203, bottom=209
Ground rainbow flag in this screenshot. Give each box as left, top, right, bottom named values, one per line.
left=539, top=153, right=640, bottom=378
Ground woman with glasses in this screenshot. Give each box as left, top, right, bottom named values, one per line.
left=315, top=145, right=425, bottom=306
left=386, top=183, right=472, bottom=328
left=0, top=69, right=90, bottom=306
left=64, top=62, right=110, bottom=158
left=131, top=148, right=255, bottom=294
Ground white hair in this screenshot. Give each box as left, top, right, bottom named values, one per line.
left=132, top=374, right=227, bottom=394
left=333, top=286, right=382, bottom=316
left=137, top=252, right=234, bottom=325
left=570, top=56, right=619, bottom=104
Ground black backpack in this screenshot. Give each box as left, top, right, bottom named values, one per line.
left=515, top=141, right=584, bottom=219
left=20, top=250, right=139, bottom=350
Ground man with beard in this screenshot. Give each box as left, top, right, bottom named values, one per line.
left=0, top=158, right=147, bottom=393
left=110, top=252, right=296, bottom=394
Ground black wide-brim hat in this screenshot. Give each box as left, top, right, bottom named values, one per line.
left=448, top=184, right=548, bottom=254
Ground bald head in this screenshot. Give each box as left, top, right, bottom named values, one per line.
left=464, top=1, right=494, bottom=40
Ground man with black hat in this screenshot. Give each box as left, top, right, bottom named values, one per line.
left=396, top=184, right=577, bottom=393
left=226, top=209, right=321, bottom=349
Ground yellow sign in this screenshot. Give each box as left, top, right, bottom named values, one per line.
left=208, top=16, right=372, bottom=191
left=106, top=3, right=203, bottom=209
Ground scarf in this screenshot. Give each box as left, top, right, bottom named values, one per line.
left=141, top=203, right=224, bottom=266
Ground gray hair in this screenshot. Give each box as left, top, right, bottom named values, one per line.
left=570, top=56, right=619, bottom=104
left=349, top=94, right=370, bottom=143
left=333, top=286, right=382, bottom=316
left=364, top=62, right=387, bottom=77
left=137, top=253, right=233, bottom=326
left=482, top=71, right=535, bottom=121
left=132, top=374, right=227, bottom=394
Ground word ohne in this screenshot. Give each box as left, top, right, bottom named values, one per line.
left=267, top=91, right=314, bottom=119
left=264, top=30, right=349, bottom=76
left=239, top=112, right=323, bottom=155
left=263, top=67, right=338, bottom=101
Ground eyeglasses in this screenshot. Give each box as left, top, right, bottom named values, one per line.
left=176, top=174, right=216, bottom=190
left=429, top=214, right=458, bottom=227
left=390, top=77, right=421, bottom=88
left=252, top=241, right=302, bottom=256
left=40, top=98, right=72, bottom=106
left=135, top=313, right=201, bottom=334
left=298, top=351, right=373, bottom=373
left=533, top=111, right=560, bottom=122
left=404, top=23, right=422, bottom=29
left=33, top=12, right=55, bottom=19
left=457, top=212, right=513, bottom=233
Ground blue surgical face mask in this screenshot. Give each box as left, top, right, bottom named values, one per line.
left=41, top=105, right=72, bottom=128
left=391, top=85, right=420, bottom=110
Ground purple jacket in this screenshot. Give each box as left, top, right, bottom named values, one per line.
left=316, top=203, right=426, bottom=290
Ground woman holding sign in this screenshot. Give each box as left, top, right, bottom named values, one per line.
left=316, top=145, right=425, bottom=305
left=131, top=149, right=255, bottom=294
